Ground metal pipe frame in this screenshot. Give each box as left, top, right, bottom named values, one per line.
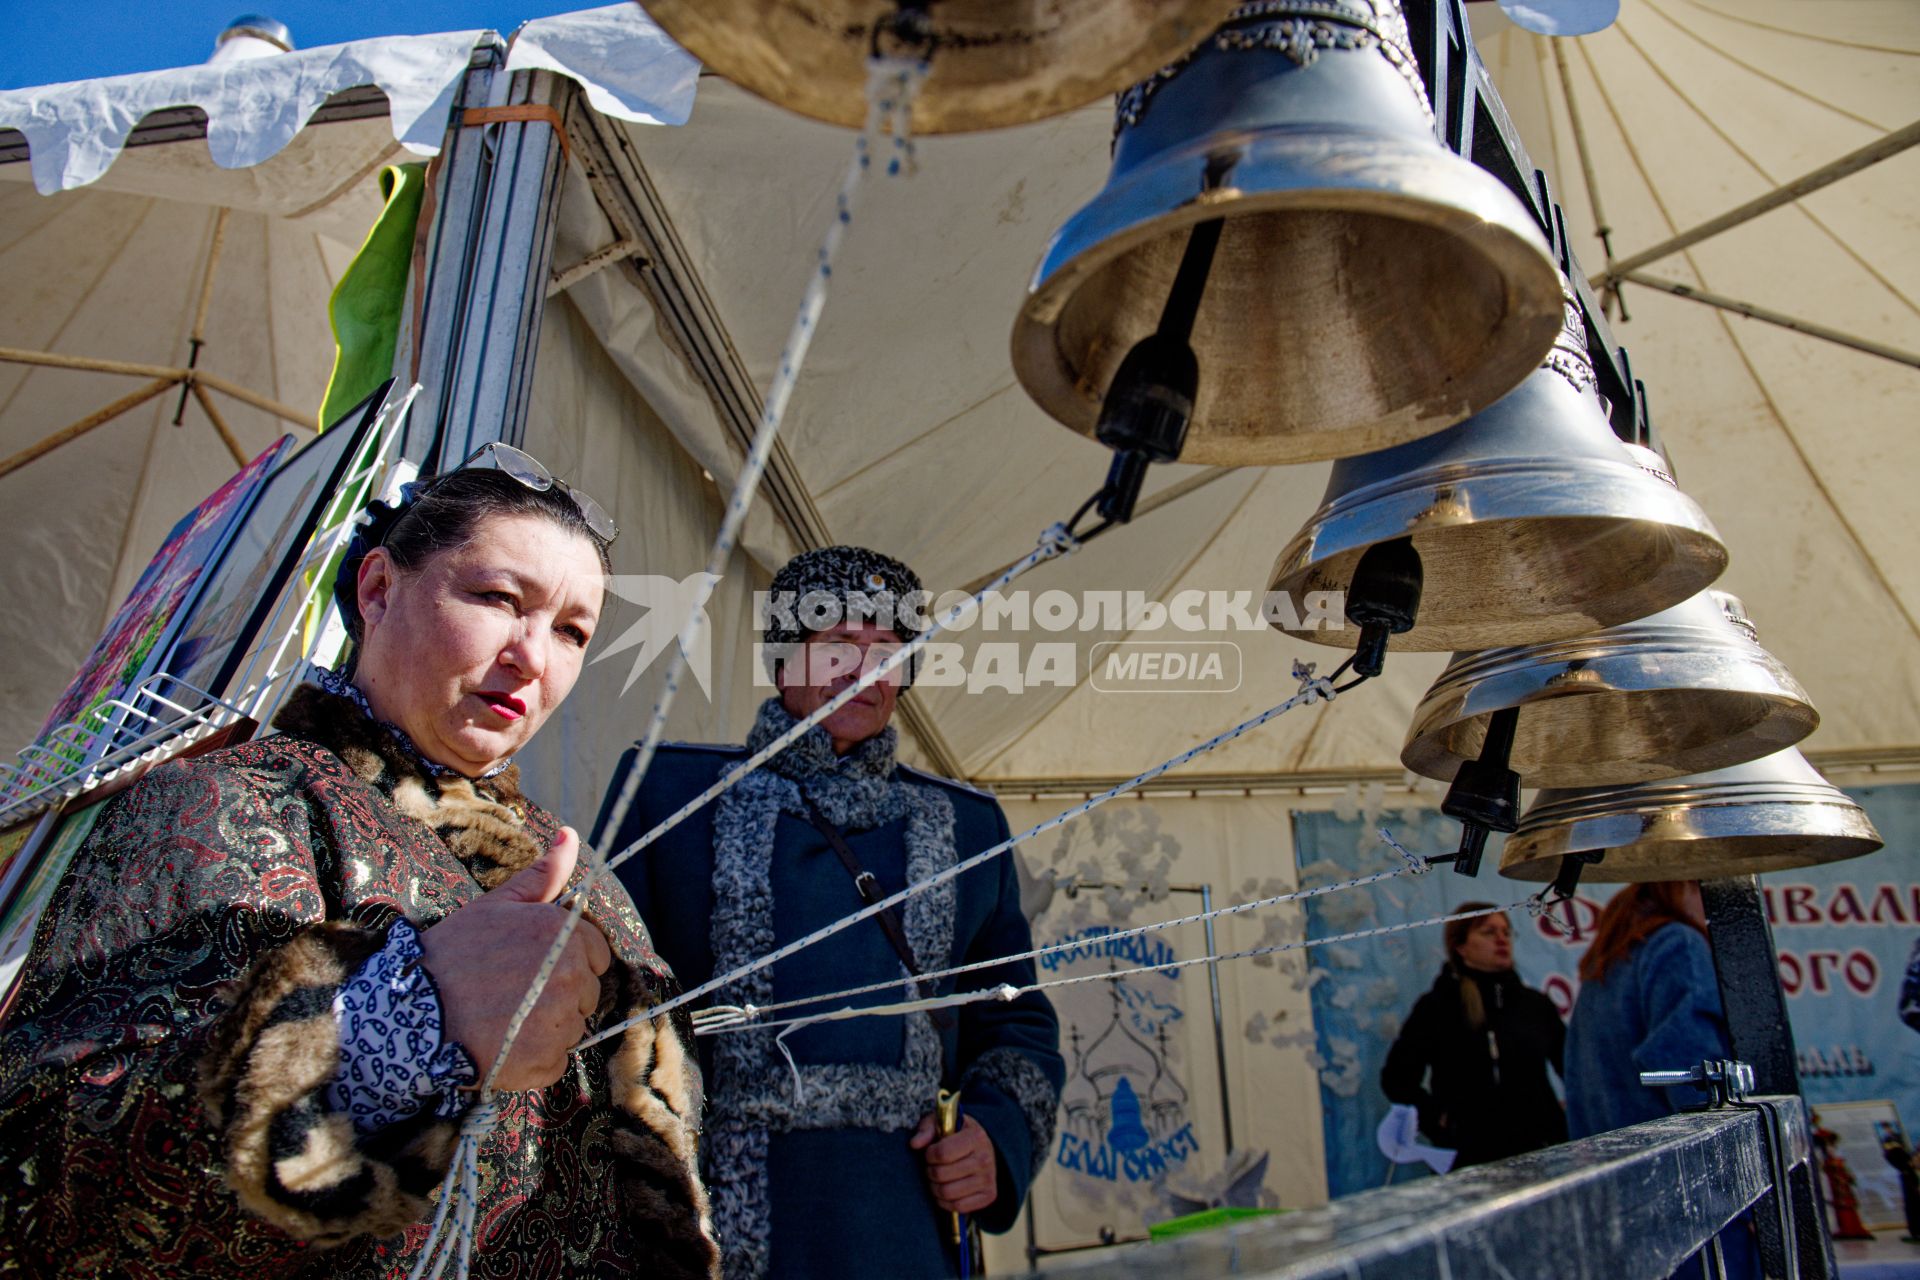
left=1036, top=1099, right=1811, bottom=1279
left=1595, top=121, right=1920, bottom=287
left=1398, top=5, right=1839, bottom=1274
left=407, top=56, right=573, bottom=469
left=1406, top=0, right=1648, bottom=444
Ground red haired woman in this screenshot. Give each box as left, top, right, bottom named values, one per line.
left=1563, top=882, right=1727, bottom=1136
left=1565, top=881, right=1756, bottom=1280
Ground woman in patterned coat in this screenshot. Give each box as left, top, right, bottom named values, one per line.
left=0, top=458, right=718, bottom=1278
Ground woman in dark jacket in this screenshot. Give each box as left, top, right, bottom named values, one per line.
left=1381, top=904, right=1568, bottom=1166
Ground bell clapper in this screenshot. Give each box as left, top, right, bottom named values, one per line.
left=1343, top=537, right=1423, bottom=678
left=1549, top=850, right=1605, bottom=902
left=1433, top=705, right=1520, bottom=877
left=1092, top=215, right=1226, bottom=523
left=872, top=0, right=936, bottom=60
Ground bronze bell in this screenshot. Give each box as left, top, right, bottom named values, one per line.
left=1011, top=0, right=1564, bottom=467
left=1499, top=749, right=1883, bottom=883
left=1267, top=285, right=1727, bottom=652
left=637, top=1, right=1238, bottom=133
left=1402, top=590, right=1819, bottom=789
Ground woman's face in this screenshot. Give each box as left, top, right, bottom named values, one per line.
left=354, top=513, right=604, bottom=776
left=1456, top=914, right=1515, bottom=973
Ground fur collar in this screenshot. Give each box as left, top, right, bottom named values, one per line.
left=744, top=697, right=898, bottom=831
left=273, top=682, right=542, bottom=889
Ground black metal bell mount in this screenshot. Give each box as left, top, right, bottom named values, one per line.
left=1433, top=705, right=1519, bottom=877
left=1093, top=152, right=1237, bottom=525
left=1342, top=537, right=1423, bottom=679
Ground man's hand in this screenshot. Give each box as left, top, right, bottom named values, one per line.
left=420, top=827, right=611, bottom=1091
left=910, top=1113, right=998, bottom=1214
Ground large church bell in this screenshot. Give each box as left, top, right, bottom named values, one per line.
left=1011, top=0, right=1565, bottom=477
left=1267, top=286, right=1728, bottom=656
left=636, top=1, right=1238, bottom=133
left=1402, top=589, right=1820, bottom=791
left=1499, top=749, right=1883, bottom=883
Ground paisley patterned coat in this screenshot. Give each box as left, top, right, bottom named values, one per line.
left=0, top=684, right=718, bottom=1278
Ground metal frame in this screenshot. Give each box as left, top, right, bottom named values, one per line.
left=1035, top=1096, right=1813, bottom=1279
left=406, top=58, right=575, bottom=470
left=1402, top=6, right=1838, bottom=1275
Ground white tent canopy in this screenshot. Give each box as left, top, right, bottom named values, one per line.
left=1, top=0, right=1915, bottom=789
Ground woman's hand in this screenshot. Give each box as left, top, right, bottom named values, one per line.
left=420, top=826, right=612, bottom=1091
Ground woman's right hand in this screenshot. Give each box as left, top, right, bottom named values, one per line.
left=420, top=826, right=612, bottom=1091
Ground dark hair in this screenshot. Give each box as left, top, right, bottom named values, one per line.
left=1445, top=903, right=1507, bottom=1031
left=333, top=467, right=613, bottom=653
left=1577, top=882, right=1706, bottom=984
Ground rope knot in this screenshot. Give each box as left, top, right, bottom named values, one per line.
left=1038, top=522, right=1081, bottom=559
left=459, top=1101, right=500, bottom=1141
left=1377, top=827, right=1429, bottom=875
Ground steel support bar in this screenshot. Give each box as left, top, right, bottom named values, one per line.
left=409, top=63, right=573, bottom=468
left=1702, top=879, right=1836, bottom=1280
left=1036, top=1103, right=1806, bottom=1280
left=1597, top=121, right=1920, bottom=286
left=1402, top=0, right=1644, bottom=443
left=1618, top=272, right=1920, bottom=370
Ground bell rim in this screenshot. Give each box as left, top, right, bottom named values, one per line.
left=1267, top=455, right=1729, bottom=651
left=1010, top=125, right=1564, bottom=465
left=1426, top=618, right=1795, bottom=686
left=640, top=0, right=1239, bottom=134
left=1400, top=638, right=1820, bottom=786
left=1497, top=793, right=1883, bottom=883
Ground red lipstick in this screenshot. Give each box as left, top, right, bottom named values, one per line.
left=476, top=691, right=527, bottom=721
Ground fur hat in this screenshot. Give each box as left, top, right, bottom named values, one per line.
left=761, top=545, right=927, bottom=686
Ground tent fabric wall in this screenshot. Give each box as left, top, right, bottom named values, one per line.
left=513, top=294, right=773, bottom=825
left=0, top=119, right=403, bottom=753
left=1469, top=0, right=1920, bottom=768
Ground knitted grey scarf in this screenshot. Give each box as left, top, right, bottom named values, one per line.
left=705, top=698, right=956, bottom=1280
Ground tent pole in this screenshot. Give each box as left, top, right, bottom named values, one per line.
left=0, top=346, right=310, bottom=426
left=190, top=383, right=250, bottom=467
left=1550, top=40, right=1618, bottom=277
left=1618, top=272, right=1920, bottom=370
left=173, top=208, right=232, bottom=426
left=1593, top=120, right=1920, bottom=289
left=190, top=372, right=310, bottom=427
left=0, top=378, right=178, bottom=480
left=0, top=346, right=184, bottom=381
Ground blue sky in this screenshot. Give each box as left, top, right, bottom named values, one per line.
left=0, top=1, right=591, bottom=90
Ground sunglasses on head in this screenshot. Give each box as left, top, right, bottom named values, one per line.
left=446, top=441, right=619, bottom=543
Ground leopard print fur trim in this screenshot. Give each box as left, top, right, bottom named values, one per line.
left=198, top=920, right=460, bottom=1246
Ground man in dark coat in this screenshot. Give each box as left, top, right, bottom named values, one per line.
left=600, top=546, right=1063, bottom=1279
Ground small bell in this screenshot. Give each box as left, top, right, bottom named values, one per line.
left=1012, top=0, right=1563, bottom=467
left=637, top=0, right=1237, bottom=133
left=1402, top=590, right=1818, bottom=788
left=1499, top=749, right=1882, bottom=882
left=1268, top=286, right=1726, bottom=651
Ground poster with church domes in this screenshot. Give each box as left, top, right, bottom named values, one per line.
left=1011, top=805, right=1272, bottom=1255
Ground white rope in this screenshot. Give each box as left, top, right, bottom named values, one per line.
left=689, top=826, right=1435, bottom=1032
left=701, top=899, right=1539, bottom=1039
left=409, top=57, right=928, bottom=1280
left=574, top=660, right=1343, bottom=1053
left=582, top=520, right=1081, bottom=891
